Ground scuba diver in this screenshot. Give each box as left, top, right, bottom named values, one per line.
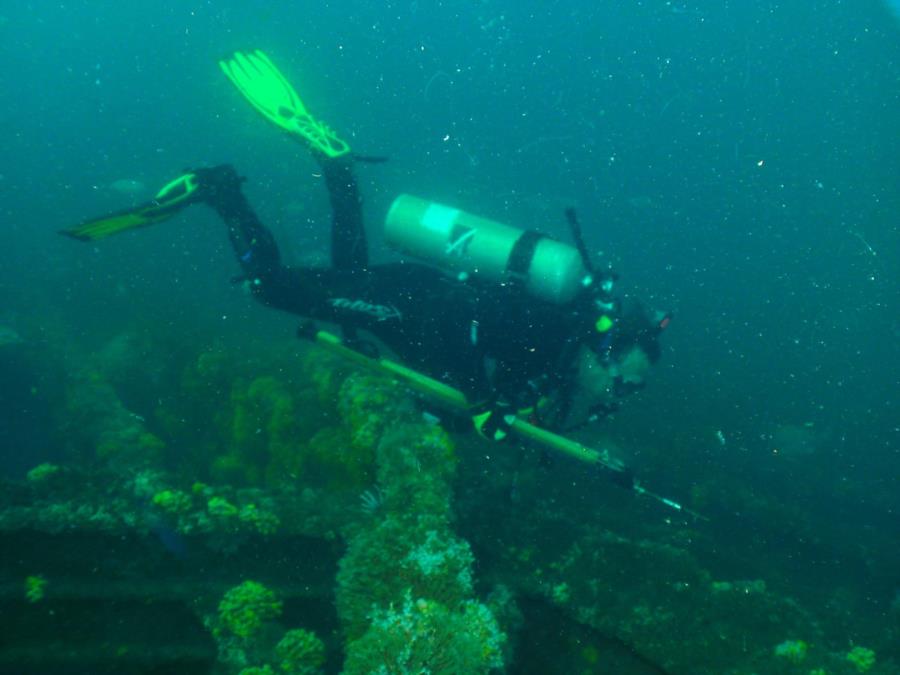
left=62, top=50, right=669, bottom=444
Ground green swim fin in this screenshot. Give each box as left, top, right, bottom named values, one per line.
left=62, top=173, right=200, bottom=241
left=219, top=49, right=350, bottom=158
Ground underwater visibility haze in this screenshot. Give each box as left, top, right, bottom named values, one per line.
left=0, top=1, right=898, bottom=673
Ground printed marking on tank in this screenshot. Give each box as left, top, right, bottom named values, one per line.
left=329, top=298, right=403, bottom=322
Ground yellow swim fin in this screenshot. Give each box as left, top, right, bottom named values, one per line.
left=61, top=173, right=200, bottom=241
left=219, top=50, right=350, bottom=158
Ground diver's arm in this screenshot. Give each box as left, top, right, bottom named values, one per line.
left=459, top=354, right=521, bottom=441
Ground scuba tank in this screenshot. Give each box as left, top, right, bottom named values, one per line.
left=384, top=194, right=591, bottom=304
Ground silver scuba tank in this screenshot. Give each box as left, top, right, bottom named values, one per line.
left=384, top=194, right=590, bottom=304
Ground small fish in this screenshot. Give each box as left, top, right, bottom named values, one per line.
left=0, top=325, right=23, bottom=347
left=108, top=178, right=147, bottom=196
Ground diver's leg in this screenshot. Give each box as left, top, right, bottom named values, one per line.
left=196, top=164, right=341, bottom=319
left=195, top=165, right=282, bottom=280
left=219, top=51, right=366, bottom=271
left=318, top=155, right=368, bottom=272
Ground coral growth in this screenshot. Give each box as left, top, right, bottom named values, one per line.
left=774, top=639, right=808, bottom=663
left=10, top=330, right=896, bottom=675
left=218, top=581, right=283, bottom=641
left=335, top=413, right=506, bottom=672
left=63, top=367, right=166, bottom=471
left=151, top=489, right=193, bottom=515
left=336, top=517, right=476, bottom=640
left=26, top=463, right=61, bottom=483
left=24, top=575, right=47, bottom=604
left=207, top=581, right=325, bottom=675
left=846, top=646, right=876, bottom=672
left=342, top=591, right=504, bottom=674
left=153, top=344, right=380, bottom=496
left=274, top=628, right=326, bottom=674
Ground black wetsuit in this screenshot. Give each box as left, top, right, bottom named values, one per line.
left=193, top=160, right=595, bottom=424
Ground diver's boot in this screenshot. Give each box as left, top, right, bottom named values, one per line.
left=61, top=172, right=201, bottom=241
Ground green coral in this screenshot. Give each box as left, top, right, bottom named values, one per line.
left=230, top=376, right=300, bottom=485
left=26, top=463, right=61, bottom=483
left=152, top=489, right=193, bottom=515
left=239, top=503, right=280, bottom=535
left=300, top=345, right=347, bottom=405
left=218, top=581, right=283, bottom=640
left=161, top=347, right=322, bottom=487
left=343, top=591, right=504, bottom=674
left=211, top=451, right=254, bottom=486
left=336, top=518, right=475, bottom=640
left=63, top=367, right=165, bottom=471
left=97, top=428, right=165, bottom=463
left=302, top=425, right=374, bottom=492
left=331, top=383, right=505, bottom=671
left=208, top=496, right=240, bottom=519
left=25, top=575, right=47, bottom=603
left=337, top=373, right=396, bottom=451
left=552, top=582, right=571, bottom=604
left=153, top=341, right=399, bottom=493
left=846, top=646, right=875, bottom=672
left=374, top=423, right=457, bottom=519
left=238, top=667, right=275, bottom=675
left=774, top=639, right=808, bottom=663
left=275, top=628, right=325, bottom=674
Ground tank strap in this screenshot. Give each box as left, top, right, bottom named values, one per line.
left=506, top=230, right=544, bottom=279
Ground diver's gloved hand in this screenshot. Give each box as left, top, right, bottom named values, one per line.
left=607, top=466, right=635, bottom=491
left=471, top=400, right=516, bottom=442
